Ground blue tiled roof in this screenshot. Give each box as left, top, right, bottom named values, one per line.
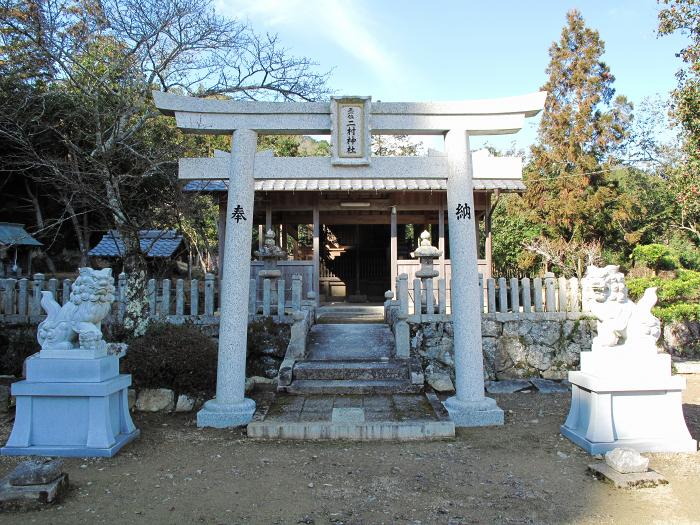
left=184, top=180, right=227, bottom=192
left=0, top=222, right=43, bottom=247
left=89, top=230, right=183, bottom=258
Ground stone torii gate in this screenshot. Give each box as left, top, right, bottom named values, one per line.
left=154, top=91, right=546, bottom=429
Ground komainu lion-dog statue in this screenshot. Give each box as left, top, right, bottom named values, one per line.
left=37, top=267, right=116, bottom=352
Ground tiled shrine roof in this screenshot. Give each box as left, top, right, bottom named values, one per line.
left=89, top=230, right=183, bottom=258
left=183, top=178, right=525, bottom=193
left=0, top=222, right=43, bottom=247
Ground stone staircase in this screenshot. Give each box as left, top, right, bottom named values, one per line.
left=279, top=323, right=423, bottom=395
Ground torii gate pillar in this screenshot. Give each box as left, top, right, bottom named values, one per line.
left=197, top=129, right=257, bottom=428
left=444, top=130, right=503, bottom=425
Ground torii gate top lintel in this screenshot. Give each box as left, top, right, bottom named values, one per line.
left=152, top=91, right=546, bottom=136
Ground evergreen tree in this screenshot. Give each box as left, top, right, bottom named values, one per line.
left=525, top=10, right=631, bottom=242
left=658, top=0, right=700, bottom=244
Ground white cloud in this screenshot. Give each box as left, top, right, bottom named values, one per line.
left=217, top=0, right=402, bottom=83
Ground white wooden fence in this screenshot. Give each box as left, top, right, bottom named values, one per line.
left=392, top=272, right=582, bottom=319
left=0, top=272, right=308, bottom=325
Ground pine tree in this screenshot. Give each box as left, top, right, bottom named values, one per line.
left=525, top=10, right=631, bottom=242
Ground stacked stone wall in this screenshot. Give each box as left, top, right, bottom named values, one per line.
left=410, top=313, right=597, bottom=386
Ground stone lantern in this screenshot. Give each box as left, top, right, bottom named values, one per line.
left=254, top=229, right=287, bottom=313
left=411, top=230, right=442, bottom=312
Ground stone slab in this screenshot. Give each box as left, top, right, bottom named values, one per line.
left=2, top=430, right=139, bottom=458
left=530, top=378, right=569, bottom=394
left=332, top=407, right=365, bottom=423
left=306, top=324, right=394, bottom=360
left=26, top=355, right=119, bottom=383
left=0, top=473, right=68, bottom=508
left=8, top=459, right=63, bottom=486
left=485, top=380, right=531, bottom=394
left=559, top=423, right=697, bottom=455
left=587, top=462, right=668, bottom=489
left=248, top=393, right=455, bottom=441
left=674, top=360, right=700, bottom=374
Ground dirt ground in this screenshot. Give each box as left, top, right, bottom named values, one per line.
left=1, top=378, right=699, bottom=525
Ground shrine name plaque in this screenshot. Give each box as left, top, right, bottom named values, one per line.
left=331, top=96, right=371, bottom=166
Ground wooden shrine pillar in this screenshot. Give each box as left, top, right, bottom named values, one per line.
left=390, top=206, right=397, bottom=293
left=312, top=204, right=320, bottom=305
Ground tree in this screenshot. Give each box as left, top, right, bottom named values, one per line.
left=0, top=0, right=329, bottom=335
left=525, top=9, right=632, bottom=244
left=372, top=135, right=423, bottom=156
left=658, top=0, right=700, bottom=244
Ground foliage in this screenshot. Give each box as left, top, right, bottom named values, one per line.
left=631, top=244, right=678, bottom=271
left=490, top=194, right=543, bottom=277
left=122, top=322, right=217, bottom=396
left=628, top=268, right=700, bottom=322
left=372, top=135, right=423, bottom=156
left=0, top=0, right=329, bottom=336
left=658, top=0, right=700, bottom=244
left=525, top=9, right=631, bottom=244
left=523, top=237, right=602, bottom=279
left=0, top=327, right=39, bottom=377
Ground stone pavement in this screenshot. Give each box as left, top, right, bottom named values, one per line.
left=306, top=323, right=394, bottom=360
left=315, top=304, right=385, bottom=324
left=247, top=392, right=455, bottom=440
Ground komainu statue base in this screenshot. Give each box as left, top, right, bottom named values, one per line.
left=561, top=265, right=696, bottom=454
left=1, top=353, right=139, bottom=458
left=560, top=349, right=696, bottom=454
left=2, top=267, right=139, bottom=458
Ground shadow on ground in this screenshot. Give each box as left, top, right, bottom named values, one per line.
left=1, top=379, right=699, bottom=524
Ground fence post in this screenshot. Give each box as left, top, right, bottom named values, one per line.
left=30, top=273, right=44, bottom=317
left=413, top=278, right=421, bottom=317
left=175, top=279, right=184, bottom=316
left=3, top=279, right=16, bottom=316
left=262, top=278, right=271, bottom=317
left=62, top=279, right=72, bottom=306
left=478, top=273, right=484, bottom=312
left=438, top=278, right=447, bottom=315
left=558, top=277, right=568, bottom=312
left=47, top=278, right=58, bottom=302
left=118, top=273, right=126, bottom=322
left=486, top=278, right=496, bottom=313
left=569, top=277, right=580, bottom=313
left=204, top=273, right=215, bottom=316
left=190, top=279, right=199, bottom=316
left=291, top=275, right=302, bottom=311
left=161, top=279, right=171, bottom=317
left=510, top=277, right=520, bottom=313
left=497, top=277, right=508, bottom=313
left=426, top=278, right=435, bottom=315
left=147, top=279, right=157, bottom=318
left=521, top=277, right=531, bottom=313
left=544, top=273, right=556, bottom=312
left=248, top=278, right=256, bottom=315
left=277, top=278, right=286, bottom=321
left=18, top=278, right=28, bottom=317
left=398, top=273, right=409, bottom=317
left=533, top=277, right=543, bottom=312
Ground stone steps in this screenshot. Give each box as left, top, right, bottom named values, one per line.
left=280, top=379, right=423, bottom=395
left=293, top=360, right=409, bottom=381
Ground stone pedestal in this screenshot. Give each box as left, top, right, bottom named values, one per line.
left=2, top=353, right=139, bottom=457
left=561, top=349, right=697, bottom=454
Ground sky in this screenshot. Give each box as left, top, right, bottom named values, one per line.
left=215, top=0, right=687, bottom=152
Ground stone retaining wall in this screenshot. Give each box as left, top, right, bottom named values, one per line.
left=410, top=313, right=596, bottom=388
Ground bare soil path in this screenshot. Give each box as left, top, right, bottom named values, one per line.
left=1, top=378, right=699, bottom=525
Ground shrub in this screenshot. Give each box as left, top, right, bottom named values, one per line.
left=628, top=269, right=700, bottom=324
left=122, top=322, right=217, bottom=396
left=0, top=327, right=40, bottom=377
left=246, top=317, right=290, bottom=378
left=631, top=244, right=678, bottom=271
